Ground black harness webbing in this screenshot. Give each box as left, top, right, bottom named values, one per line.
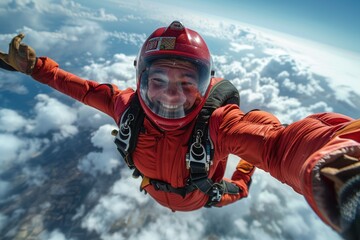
left=185, top=80, right=240, bottom=203
left=114, top=95, right=145, bottom=170
left=113, top=79, right=240, bottom=206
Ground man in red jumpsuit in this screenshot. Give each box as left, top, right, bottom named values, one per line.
left=1, top=21, right=359, bottom=240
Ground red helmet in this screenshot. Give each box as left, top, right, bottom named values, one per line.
left=135, top=21, right=214, bottom=130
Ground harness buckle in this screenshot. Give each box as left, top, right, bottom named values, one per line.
left=204, top=183, right=224, bottom=207
left=210, top=184, right=222, bottom=203
left=115, top=109, right=134, bottom=152
left=186, top=130, right=211, bottom=172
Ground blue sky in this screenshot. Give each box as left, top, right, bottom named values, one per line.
left=148, top=0, right=360, bottom=53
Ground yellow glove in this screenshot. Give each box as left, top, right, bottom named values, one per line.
left=0, top=33, right=36, bottom=74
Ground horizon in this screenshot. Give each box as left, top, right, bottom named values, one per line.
left=106, top=0, right=360, bottom=53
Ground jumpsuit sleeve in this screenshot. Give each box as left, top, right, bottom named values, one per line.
left=30, top=57, right=133, bottom=122
left=210, top=104, right=354, bottom=194
left=210, top=104, right=360, bottom=231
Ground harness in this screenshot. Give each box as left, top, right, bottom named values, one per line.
left=113, top=79, right=240, bottom=207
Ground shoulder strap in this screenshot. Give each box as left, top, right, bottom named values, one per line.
left=194, top=79, right=240, bottom=152
left=114, top=93, right=145, bottom=169
left=187, top=79, right=240, bottom=197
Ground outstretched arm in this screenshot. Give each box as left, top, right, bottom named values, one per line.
left=212, top=104, right=360, bottom=238
left=212, top=105, right=354, bottom=192
left=31, top=56, right=122, bottom=118
left=0, top=34, right=133, bottom=122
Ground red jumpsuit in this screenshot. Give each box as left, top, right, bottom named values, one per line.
left=31, top=57, right=360, bottom=231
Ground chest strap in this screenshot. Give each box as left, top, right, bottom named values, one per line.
left=140, top=176, right=197, bottom=198
left=140, top=176, right=240, bottom=207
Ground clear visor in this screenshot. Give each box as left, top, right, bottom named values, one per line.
left=140, top=58, right=211, bottom=119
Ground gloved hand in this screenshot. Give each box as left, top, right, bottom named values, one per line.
left=0, top=58, right=17, bottom=71
left=214, top=159, right=255, bottom=207
left=320, top=154, right=360, bottom=240
left=0, top=33, right=36, bottom=74
left=339, top=174, right=360, bottom=240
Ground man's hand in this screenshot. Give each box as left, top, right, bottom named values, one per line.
left=0, top=58, right=17, bottom=71
left=213, top=160, right=256, bottom=207
left=0, top=33, right=36, bottom=74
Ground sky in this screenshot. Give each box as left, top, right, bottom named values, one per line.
left=153, top=0, right=360, bottom=53
left=0, top=0, right=359, bottom=240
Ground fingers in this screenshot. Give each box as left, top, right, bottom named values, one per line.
left=0, top=33, right=35, bottom=73
left=10, top=33, right=25, bottom=53
left=18, top=44, right=29, bottom=58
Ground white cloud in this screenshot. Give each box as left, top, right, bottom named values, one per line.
left=257, top=190, right=281, bottom=211
left=0, top=108, right=27, bottom=132
left=81, top=53, right=137, bottom=89
left=133, top=212, right=205, bottom=240
left=0, top=180, right=11, bottom=199
left=210, top=32, right=351, bottom=122
left=0, top=0, right=117, bottom=23
left=0, top=95, right=78, bottom=176
left=0, top=133, right=49, bottom=175
left=81, top=169, right=146, bottom=235
left=78, top=124, right=121, bottom=176
left=81, top=168, right=206, bottom=240
left=40, top=229, right=74, bottom=240
left=0, top=73, right=29, bottom=94
left=16, top=22, right=108, bottom=58
left=0, top=133, right=26, bottom=164
left=234, top=218, right=248, bottom=235
left=109, top=31, right=147, bottom=47
left=230, top=42, right=255, bottom=52
left=0, top=213, right=8, bottom=232
left=27, top=94, right=78, bottom=141
left=21, top=166, right=48, bottom=187
left=75, top=103, right=113, bottom=129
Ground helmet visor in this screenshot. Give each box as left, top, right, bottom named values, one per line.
left=139, top=57, right=211, bottom=119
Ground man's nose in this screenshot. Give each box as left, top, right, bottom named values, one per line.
left=165, top=82, right=183, bottom=95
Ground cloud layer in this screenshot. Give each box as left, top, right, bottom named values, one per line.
left=1, top=1, right=359, bottom=240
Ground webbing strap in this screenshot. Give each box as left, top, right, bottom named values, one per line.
left=186, top=80, right=240, bottom=201
left=149, top=179, right=197, bottom=198
left=114, top=93, right=145, bottom=168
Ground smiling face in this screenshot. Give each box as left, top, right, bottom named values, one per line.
left=144, top=59, right=202, bottom=118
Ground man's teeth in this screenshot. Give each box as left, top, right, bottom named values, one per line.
left=161, top=103, right=180, bottom=109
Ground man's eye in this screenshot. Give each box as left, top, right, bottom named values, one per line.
left=150, top=78, right=167, bottom=86
left=184, top=73, right=197, bottom=79
left=181, top=81, right=195, bottom=87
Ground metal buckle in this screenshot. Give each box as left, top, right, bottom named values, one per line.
left=115, top=108, right=134, bottom=152
left=186, top=130, right=211, bottom=171
left=210, top=184, right=222, bottom=203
